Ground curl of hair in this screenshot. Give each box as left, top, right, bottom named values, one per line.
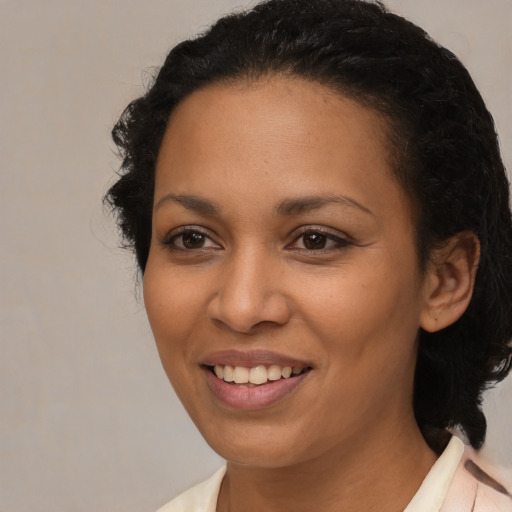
left=105, top=0, right=512, bottom=448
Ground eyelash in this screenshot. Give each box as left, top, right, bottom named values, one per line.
left=288, top=228, right=353, bottom=252
left=162, top=226, right=352, bottom=253
left=163, top=226, right=220, bottom=251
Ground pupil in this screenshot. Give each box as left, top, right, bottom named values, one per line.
left=183, top=232, right=205, bottom=248
left=304, top=233, right=326, bottom=249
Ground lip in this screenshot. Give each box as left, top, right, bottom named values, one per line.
left=204, top=366, right=311, bottom=410
left=200, top=349, right=311, bottom=368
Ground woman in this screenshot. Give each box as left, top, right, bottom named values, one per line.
left=106, top=0, right=512, bottom=510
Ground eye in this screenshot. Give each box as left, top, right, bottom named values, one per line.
left=164, top=228, right=220, bottom=251
left=289, top=229, right=352, bottom=251
left=302, top=232, right=329, bottom=250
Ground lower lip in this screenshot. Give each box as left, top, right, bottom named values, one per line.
left=204, top=368, right=310, bottom=410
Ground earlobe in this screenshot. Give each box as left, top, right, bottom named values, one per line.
left=420, top=232, right=480, bottom=333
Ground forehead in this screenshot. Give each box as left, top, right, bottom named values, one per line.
left=154, top=76, right=408, bottom=225
left=164, top=77, right=391, bottom=149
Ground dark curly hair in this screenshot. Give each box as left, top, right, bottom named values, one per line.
left=106, top=0, right=512, bottom=449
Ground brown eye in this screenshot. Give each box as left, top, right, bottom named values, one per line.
left=164, top=227, right=221, bottom=252
left=288, top=228, right=352, bottom=252
left=302, top=232, right=327, bottom=250
left=181, top=231, right=207, bottom=249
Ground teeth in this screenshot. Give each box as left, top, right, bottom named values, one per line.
left=212, top=364, right=307, bottom=385
left=268, top=364, right=282, bottom=381
left=249, top=365, right=268, bottom=385
left=233, top=366, right=249, bottom=384
left=214, top=365, right=224, bottom=379
left=223, top=365, right=234, bottom=382
left=281, top=366, right=292, bottom=378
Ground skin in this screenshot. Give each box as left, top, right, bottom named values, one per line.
left=143, top=76, right=463, bottom=511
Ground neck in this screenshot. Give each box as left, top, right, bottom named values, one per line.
left=217, top=418, right=437, bottom=512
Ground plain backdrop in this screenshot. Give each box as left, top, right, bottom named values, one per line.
left=1, top=1, right=511, bottom=511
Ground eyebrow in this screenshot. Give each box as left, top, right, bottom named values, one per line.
left=275, top=195, right=374, bottom=217
left=155, top=194, right=221, bottom=215
left=155, top=193, right=374, bottom=217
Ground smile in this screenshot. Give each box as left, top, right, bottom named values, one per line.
left=203, top=363, right=312, bottom=410
left=210, top=364, right=309, bottom=386
left=200, top=350, right=313, bottom=409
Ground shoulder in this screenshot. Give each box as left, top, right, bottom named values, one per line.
left=442, top=446, right=512, bottom=512
left=157, top=466, right=226, bottom=512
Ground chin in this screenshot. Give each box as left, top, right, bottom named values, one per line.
left=198, top=421, right=319, bottom=469
left=216, top=444, right=304, bottom=469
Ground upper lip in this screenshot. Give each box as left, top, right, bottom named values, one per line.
left=201, top=349, right=312, bottom=368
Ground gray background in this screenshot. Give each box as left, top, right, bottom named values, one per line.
left=1, top=1, right=511, bottom=511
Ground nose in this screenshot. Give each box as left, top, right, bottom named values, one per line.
left=207, top=246, right=291, bottom=334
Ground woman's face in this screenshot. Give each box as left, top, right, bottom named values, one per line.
left=144, top=77, right=432, bottom=467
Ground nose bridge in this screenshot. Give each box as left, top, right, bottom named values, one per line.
left=208, top=241, right=289, bottom=333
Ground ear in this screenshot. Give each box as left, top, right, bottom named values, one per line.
left=420, top=231, right=480, bottom=333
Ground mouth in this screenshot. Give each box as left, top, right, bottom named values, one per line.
left=201, top=352, right=313, bottom=410
left=200, top=349, right=314, bottom=409
left=205, top=364, right=312, bottom=386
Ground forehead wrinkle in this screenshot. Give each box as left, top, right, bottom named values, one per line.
left=276, top=195, right=374, bottom=217
left=155, top=193, right=221, bottom=215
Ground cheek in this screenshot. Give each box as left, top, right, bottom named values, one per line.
left=143, top=262, right=205, bottom=357
left=300, top=255, right=423, bottom=361
left=298, top=265, right=422, bottom=424
left=143, top=264, right=209, bottom=407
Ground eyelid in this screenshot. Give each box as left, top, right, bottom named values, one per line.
left=160, top=224, right=352, bottom=252
left=286, top=225, right=353, bottom=250
left=162, top=225, right=222, bottom=249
